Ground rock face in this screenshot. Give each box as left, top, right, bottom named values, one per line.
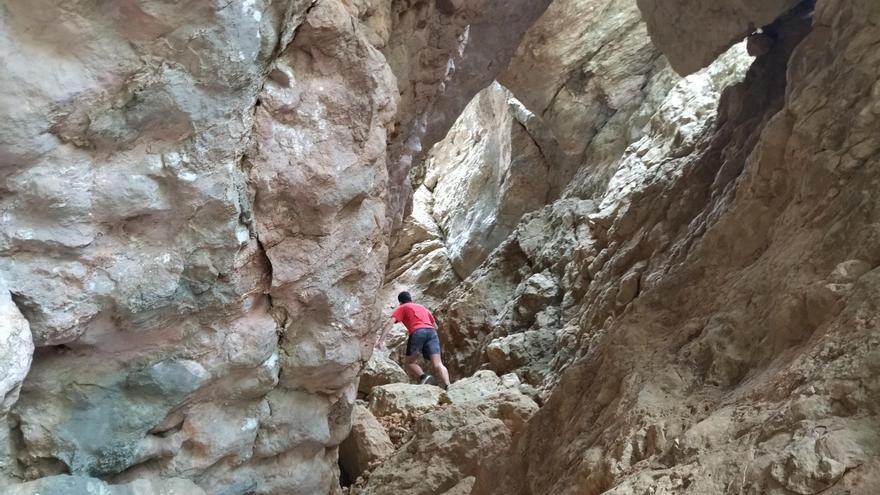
left=4, top=475, right=206, bottom=495
left=0, top=287, right=32, bottom=416
left=0, top=286, right=33, bottom=484
left=4, top=0, right=880, bottom=493
left=0, top=0, right=551, bottom=493
left=424, top=83, right=553, bottom=279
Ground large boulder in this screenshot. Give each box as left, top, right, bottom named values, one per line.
left=358, top=350, right=409, bottom=397
left=486, top=330, right=556, bottom=378
left=368, top=384, right=445, bottom=418
left=637, top=0, right=801, bottom=74
left=339, top=404, right=395, bottom=481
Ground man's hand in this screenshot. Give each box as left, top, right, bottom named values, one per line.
left=375, top=316, right=394, bottom=349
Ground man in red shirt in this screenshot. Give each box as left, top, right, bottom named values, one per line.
left=377, top=291, right=451, bottom=388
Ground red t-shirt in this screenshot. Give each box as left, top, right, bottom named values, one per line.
left=391, top=303, right=437, bottom=335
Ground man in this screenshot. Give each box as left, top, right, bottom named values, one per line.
left=376, top=291, right=451, bottom=389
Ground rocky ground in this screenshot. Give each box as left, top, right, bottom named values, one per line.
left=340, top=355, right=538, bottom=495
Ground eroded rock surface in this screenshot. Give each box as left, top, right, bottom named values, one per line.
left=0, top=287, right=32, bottom=416
left=4, top=0, right=880, bottom=492
left=5, top=475, right=206, bottom=495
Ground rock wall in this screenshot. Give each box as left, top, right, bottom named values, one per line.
left=4, top=0, right=879, bottom=493
left=0, top=0, right=550, bottom=493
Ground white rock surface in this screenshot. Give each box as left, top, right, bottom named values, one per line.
left=0, top=287, right=32, bottom=415
left=4, top=475, right=206, bottom=495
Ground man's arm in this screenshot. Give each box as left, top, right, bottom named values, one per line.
left=375, top=318, right=395, bottom=348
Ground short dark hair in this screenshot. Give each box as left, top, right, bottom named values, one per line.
left=397, top=291, right=412, bottom=304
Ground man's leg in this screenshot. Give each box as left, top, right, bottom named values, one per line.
left=428, top=354, right=450, bottom=388
left=403, top=354, right=425, bottom=380
left=403, top=331, right=430, bottom=382
left=425, top=329, right=450, bottom=388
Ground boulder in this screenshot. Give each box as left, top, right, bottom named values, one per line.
left=513, top=272, right=560, bottom=321
left=358, top=350, right=409, bottom=396
left=359, top=405, right=511, bottom=495
left=0, top=287, right=32, bottom=414
left=358, top=371, right=539, bottom=494
left=339, top=404, right=395, bottom=481
left=446, top=371, right=539, bottom=435
left=368, top=384, right=445, bottom=417
left=486, top=330, right=556, bottom=376
left=445, top=370, right=523, bottom=406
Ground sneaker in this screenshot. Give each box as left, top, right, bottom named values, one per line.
left=419, top=373, right=434, bottom=385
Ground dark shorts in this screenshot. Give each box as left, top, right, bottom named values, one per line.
left=406, top=328, right=441, bottom=359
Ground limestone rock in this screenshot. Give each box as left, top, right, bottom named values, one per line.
left=485, top=330, right=556, bottom=379
left=447, top=371, right=538, bottom=435
left=4, top=475, right=206, bottom=495
left=0, top=287, right=32, bottom=415
left=379, top=186, right=460, bottom=312
left=770, top=435, right=846, bottom=494
left=368, top=384, right=445, bottom=417
left=426, top=83, right=554, bottom=278
left=253, top=389, right=332, bottom=458
left=636, top=0, right=802, bottom=74
left=358, top=349, right=409, bottom=397
left=358, top=371, right=537, bottom=494
left=445, top=370, right=523, bottom=406
left=0, top=0, right=549, bottom=489
left=502, top=0, right=669, bottom=198
left=360, top=405, right=509, bottom=495
left=339, top=404, right=394, bottom=481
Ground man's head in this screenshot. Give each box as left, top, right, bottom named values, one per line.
left=397, top=291, right=412, bottom=304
